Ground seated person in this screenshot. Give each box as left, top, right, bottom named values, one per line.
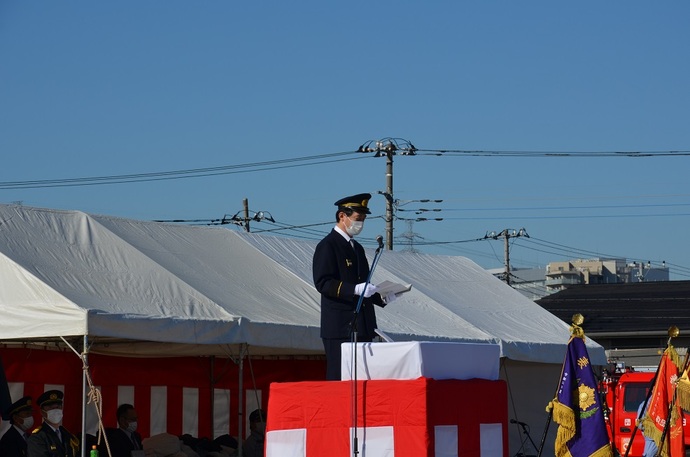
left=242, top=409, right=265, bottom=457
left=104, top=404, right=142, bottom=457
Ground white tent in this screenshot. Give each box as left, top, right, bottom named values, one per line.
left=0, top=204, right=607, bottom=456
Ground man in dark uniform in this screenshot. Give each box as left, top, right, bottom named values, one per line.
left=0, top=396, right=34, bottom=457
left=103, top=404, right=142, bottom=457
left=313, top=193, right=394, bottom=380
left=242, top=408, right=266, bottom=457
left=26, top=390, right=78, bottom=457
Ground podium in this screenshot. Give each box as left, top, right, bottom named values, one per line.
left=341, top=341, right=501, bottom=381
left=266, top=378, right=507, bottom=457
left=265, top=342, right=508, bottom=457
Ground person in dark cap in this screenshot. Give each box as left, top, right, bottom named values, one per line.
left=26, top=390, right=79, bottom=457
left=103, top=404, right=142, bottom=457
left=312, top=193, right=396, bottom=380
left=0, top=396, right=34, bottom=457
left=242, top=409, right=266, bottom=457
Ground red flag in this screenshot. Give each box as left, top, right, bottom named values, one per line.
left=641, top=347, right=684, bottom=457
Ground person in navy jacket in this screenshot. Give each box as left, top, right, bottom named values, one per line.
left=103, top=404, right=142, bottom=457
left=0, top=396, right=34, bottom=457
left=313, top=193, right=394, bottom=380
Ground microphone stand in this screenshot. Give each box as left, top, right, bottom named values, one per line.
left=349, top=239, right=384, bottom=457
left=512, top=421, right=538, bottom=457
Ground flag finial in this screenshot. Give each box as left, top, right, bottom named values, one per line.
left=570, top=313, right=585, bottom=338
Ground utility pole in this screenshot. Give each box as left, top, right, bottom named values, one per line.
left=243, top=198, right=251, bottom=232
left=484, top=228, right=529, bottom=285
left=357, top=138, right=417, bottom=250
left=217, top=199, right=275, bottom=232
left=385, top=152, right=393, bottom=250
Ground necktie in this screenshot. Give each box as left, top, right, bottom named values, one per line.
left=349, top=239, right=355, bottom=250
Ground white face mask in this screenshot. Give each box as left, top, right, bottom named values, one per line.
left=126, top=421, right=138, bottom=433
left=19, top=416, right=34, bottom=431
left=46, top=409, right=63, bottom=425
left=345, top=219, right=363, bottom=237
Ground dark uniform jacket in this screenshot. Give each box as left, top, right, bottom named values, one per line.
left=102, top=427, right=142, bottom=457
left=26, top=423, right=78, bottom=457
left=0, top=426, right=28, bottom=457
left=313, top=229, right=385, bottom=340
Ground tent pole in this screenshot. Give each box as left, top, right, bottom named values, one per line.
left=237, top=345, right=245, bottom=457
left=81, top=335, right=88, bottom=457
left=210, top=355, right=215, bottom=440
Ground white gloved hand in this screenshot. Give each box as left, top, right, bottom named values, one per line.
left=384, top=292, right=399, bottom=304
left=355, top=282, right=379, bottom=298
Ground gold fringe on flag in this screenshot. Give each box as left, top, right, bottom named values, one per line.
left=640, top=417, right=670, bottom=457
left=547, top=399, right=575, bottom=457
left=640, top=344, right=683, bottom=457
left=676, top=369, right=690, bottom=412
left=547, top=399, right=614, bottom=457
left=666, top=345, right=682, bottom=371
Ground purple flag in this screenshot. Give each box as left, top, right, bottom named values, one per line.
left=553, top=336, right=612, bottom=457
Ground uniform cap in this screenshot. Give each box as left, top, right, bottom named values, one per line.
left=334, top=193, right=371, bottom=215
left=3, top=396, right=32, bottom=420
left=37, top=390, right=63, bottom=409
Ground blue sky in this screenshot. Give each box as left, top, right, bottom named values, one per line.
left=2, top=2, right=689, bottom=279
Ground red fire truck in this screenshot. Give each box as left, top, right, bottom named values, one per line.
left=600, top=364, right=690, bottom=456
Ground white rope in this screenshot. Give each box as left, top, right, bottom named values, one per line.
left=79, top=351, right=113, bottom=457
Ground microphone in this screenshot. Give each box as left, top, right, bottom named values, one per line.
left=376, top=235, right=384, bottom=249
left=510, top=419, right=528, bottom=426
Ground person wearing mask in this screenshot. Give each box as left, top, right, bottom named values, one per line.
left=312, top=193, right=396, bottom=380
left=0, top=396, right=34, bottom=457
left=242, top=409, right=266, bottom=457
left=26, top=390, right=78, bottom=457
left=104, top=404, right=142, bottom=457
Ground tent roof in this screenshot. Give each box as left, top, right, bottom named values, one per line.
left=0, top=204, right=606, bottom=364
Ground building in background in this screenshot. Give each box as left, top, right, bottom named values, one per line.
left=545, top=258, right=669, bottom=294
left=535, top=280, right=690, bottom=364
left=490, top=258, right=670, bottom=300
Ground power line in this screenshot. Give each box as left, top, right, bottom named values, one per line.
left=3, top=147, right=689, bottom=190
left=415, top=149, right=690, bottom=157
left=521, top=237, right=621, bottom=259
left=441, top=213, right=690, bottom=221
left=0, top=152, right=365, bottom=189
left=441, top=202, right=690, bottom=212
left=6, top=143, right=688, bottom=275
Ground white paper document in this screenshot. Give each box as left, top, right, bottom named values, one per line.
left=376, top=280, right=412, bottom=296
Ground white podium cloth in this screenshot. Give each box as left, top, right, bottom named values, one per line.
left=341, top=341, right=501, bottom=381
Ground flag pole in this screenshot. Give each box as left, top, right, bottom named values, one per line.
left=623, top=326, right=678, bottom=457
left=537, top=313, right=584, bottom=457
left=537, top=399, right=554, bottom=457
left=656, top=327, right=687, bottom=456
